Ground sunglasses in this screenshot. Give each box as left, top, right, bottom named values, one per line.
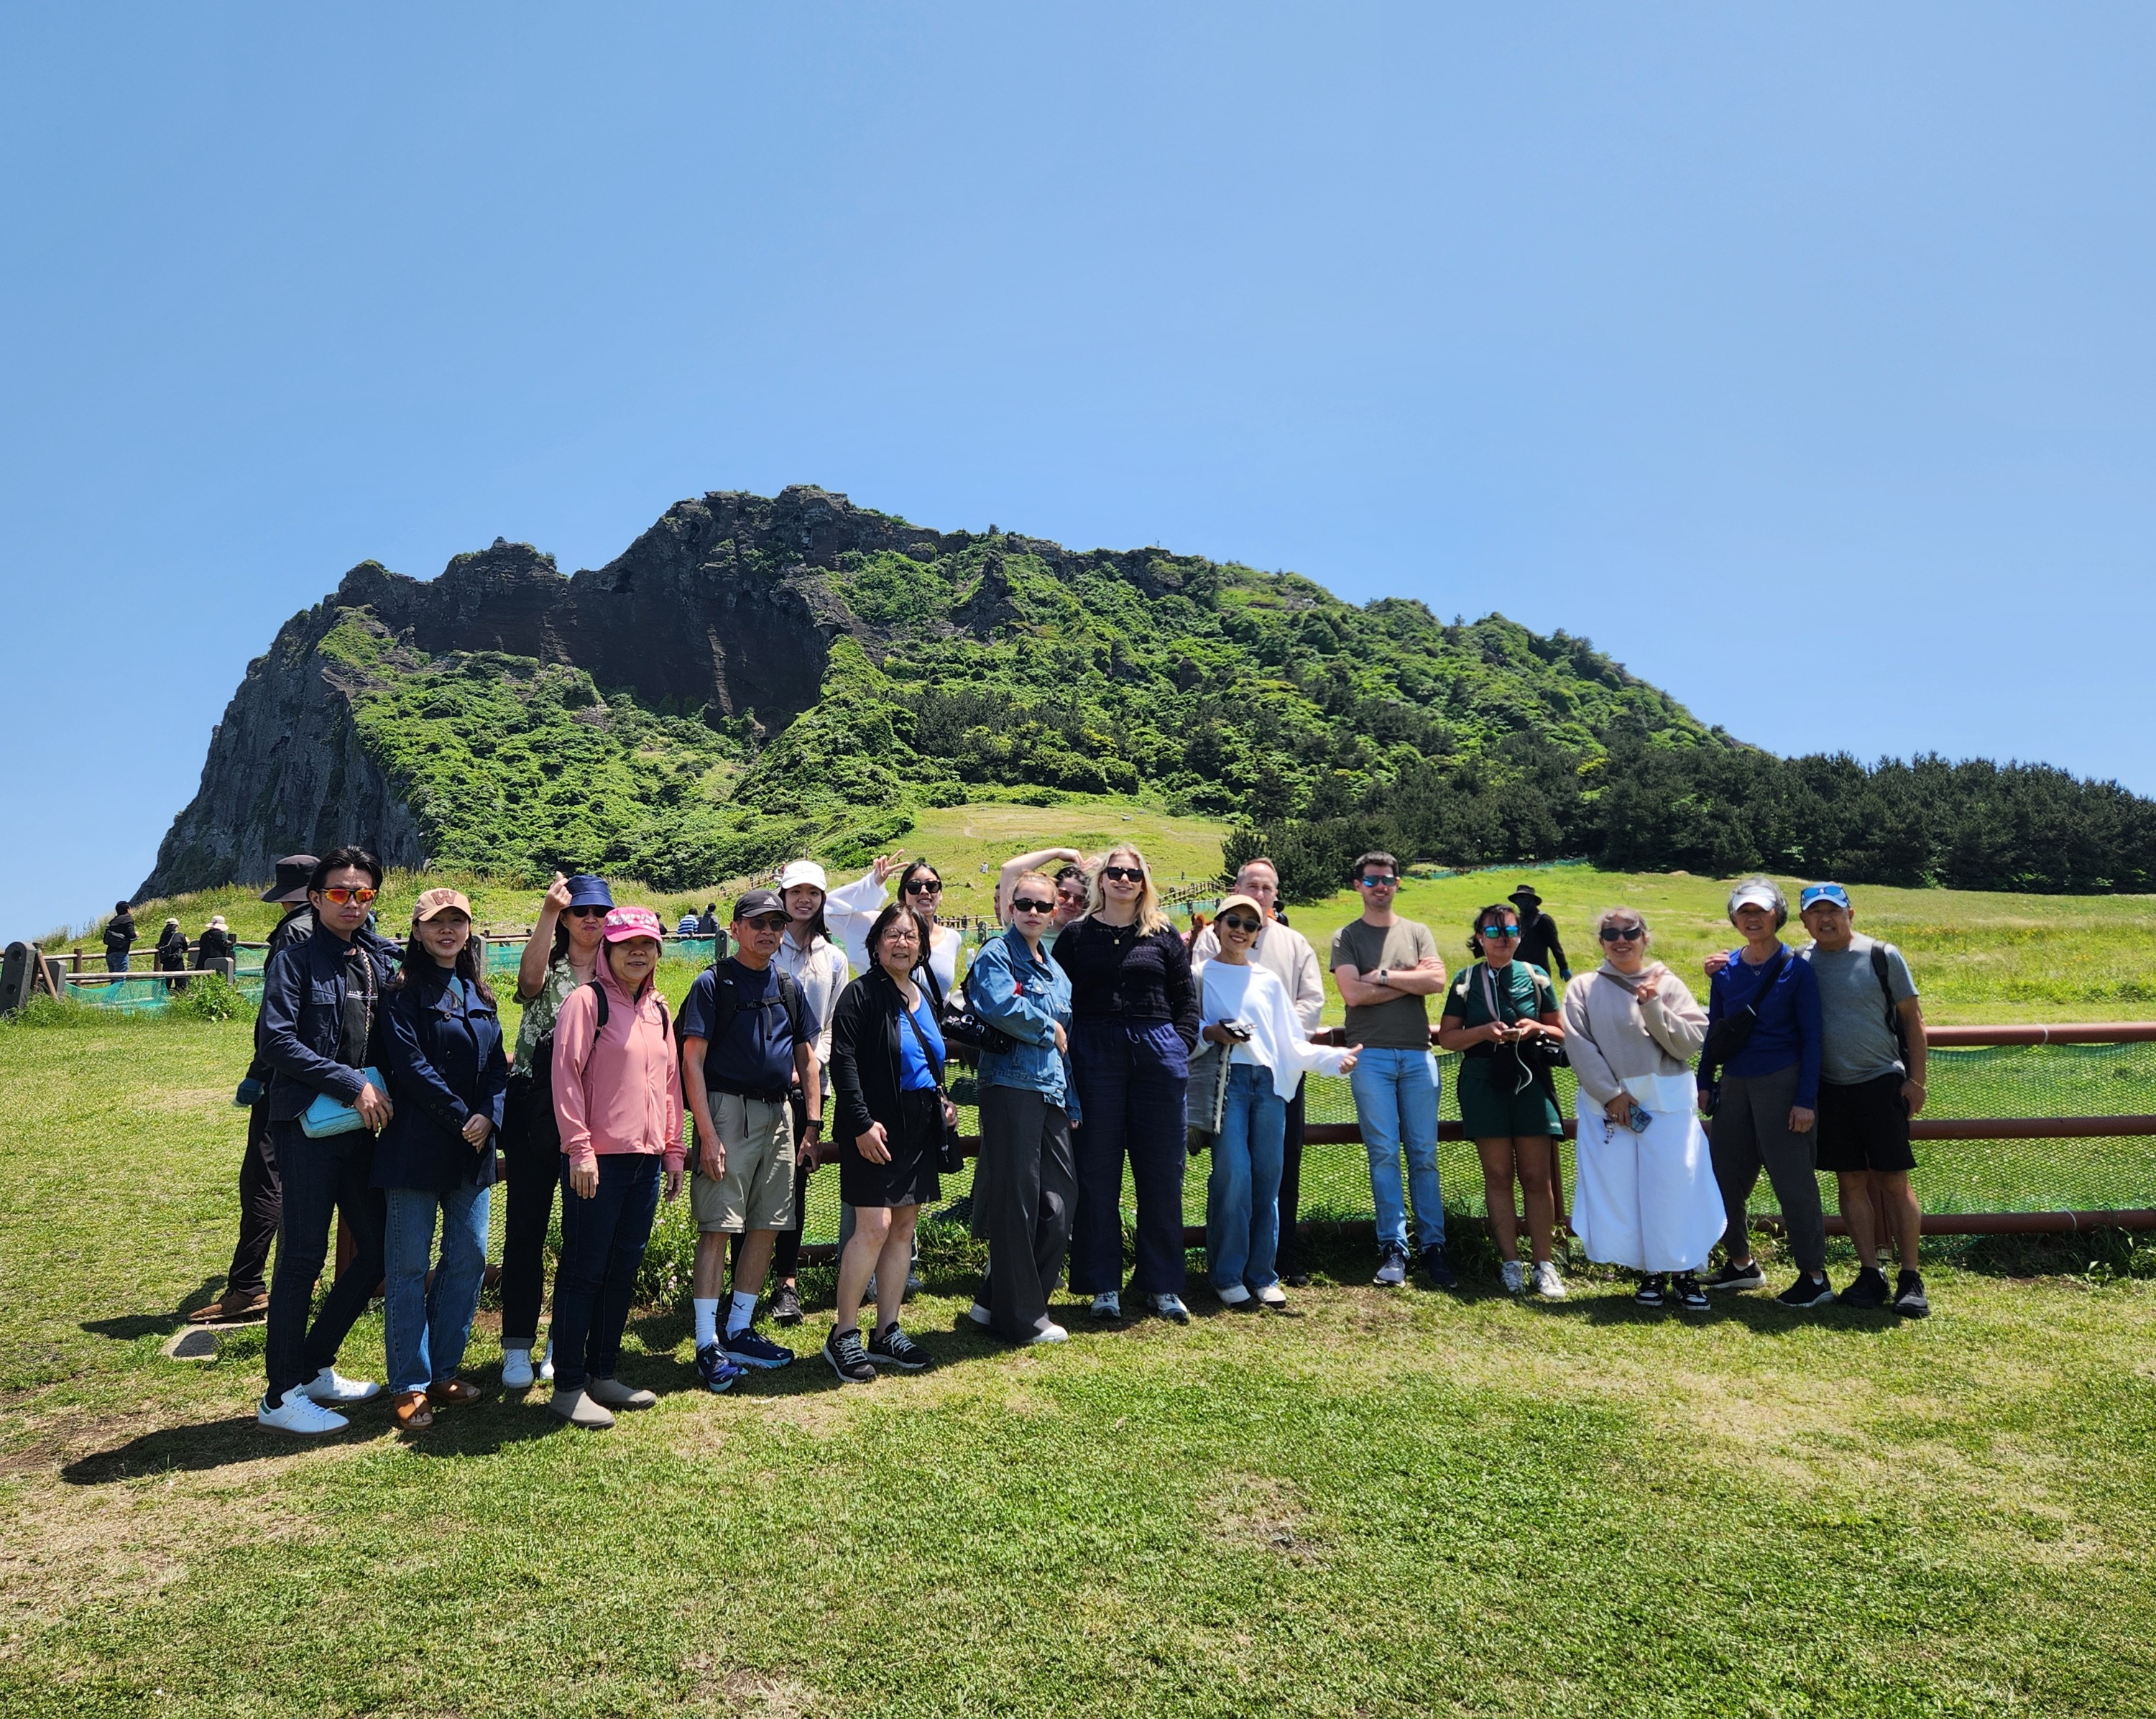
left=1358, top=875, right=1399, bottom=888
left=566, top=905, right=609, bottom=919
left=1478, top=924, right=1520, bottom=940
left=318, top=886, right=377, bottom=906
left=1599, top=923, right=1645, bottom=942
left=1011, top=897, right=1056, bottom=915
left=903, top=879, right=943, bottom=895
left=743, top=914, right=789, bottom=932
left=1100, top=865, right=1143, bottom=882
left=1217, top=914, right=1263, bottom=934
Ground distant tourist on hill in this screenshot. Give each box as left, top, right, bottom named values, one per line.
left=1507, top=885, right=1572, bottom=982
left=1055, top=843, right=1199, bottom=1324
left=498, top=872, right=612, bottom=1390
left=155, top=917, right=190, bottom=991
left=697, top=903, right=720, bottom=937
left=374, top=888, right=508, bottom=1432
left=103, top=902, right=136, bottom=973
left=1191, top=857, right=1325, bottom=1284
left=1439, top=903, right=1570, bottom=1299
left=548, top=905, right=686, bottom=1429
left=190, top=855, right=318, bottom=1328
left=256, top=847, right=398, bottom=1435
left=1330, top=852, right=1455, bottom=1290
left=1561, top=908, right=1718, bottom=1310
left=194, top=914, right=236, bottom=970
left=1696, top=878, right=1830, bottom=1308
left=676, top=908, right=700, bottom=939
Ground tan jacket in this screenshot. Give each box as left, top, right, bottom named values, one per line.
left=1560, top=962, right=1708, bottom=1109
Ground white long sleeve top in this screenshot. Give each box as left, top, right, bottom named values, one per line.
left=825, top=870, right=961, bottom=996
left=1192, top=957, right=1353, bottom=1101
left=1189, top=917, right=1325, bottom=1034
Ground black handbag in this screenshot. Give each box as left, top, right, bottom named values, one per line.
left=938, top=966, right=1018, bottom=1059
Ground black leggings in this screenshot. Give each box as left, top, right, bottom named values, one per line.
left=498, top=1079, right=560, bottom=1347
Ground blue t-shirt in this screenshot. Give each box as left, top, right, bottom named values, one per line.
left=895, top=992, right=944, bottom=1092
left=680, top=959, right=796, bottom=1091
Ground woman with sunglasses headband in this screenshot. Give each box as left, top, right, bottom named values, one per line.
left=1560, top=908, right=1718, bottom=1309
left=1054, top=844, right=1202, bottom=1324
left=1437, top=903, right=1570, bottom=1299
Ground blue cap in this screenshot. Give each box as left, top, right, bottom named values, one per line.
left=1799, top=882, right=1851, bottom=911
left=565, top=874, right=614, bottom=911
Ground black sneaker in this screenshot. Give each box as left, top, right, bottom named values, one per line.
left=694, top=1340, right=748, bottom=1394
left=768, top=1284, right=803, bottom=1326
left=1776, top=1272, right=1835, bottom=1309
left=1838, top=1266, right=1890, bottom=1309
left=1281, top=1272, right=1313, bottom=1289
left=724, top=1326, right=796, bottom=1370
left=1373, top=1245, right=1409, bottom=1288
left=1705, top=1259, right=1766, bottom=1293
left=1892, top=1271, right=1930, bottom=1319
left=1672, top=1272, right=1710, bottom=1311
left=867, top=1324, right=932, bottom=1371
left=1634, top=1274, right=1668, bottom=1308
left=1420, top=1245, right=1459, bottom=1291
left=823, top=1327, right=875, bottom=1384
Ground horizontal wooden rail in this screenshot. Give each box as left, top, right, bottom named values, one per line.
left=1926, top=1022, right=2156, bottom=1046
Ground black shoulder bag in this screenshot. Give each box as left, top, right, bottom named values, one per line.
left=1702, top=947, right=1787, bottom=1071
left=896, top=985, right=967, bottom=1174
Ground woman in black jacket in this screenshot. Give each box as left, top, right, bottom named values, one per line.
left=372, top=888, right=509, bottom=1431
left=822, top=902, right=953, bottom=1383
left=1052, top=844, right=1201, bottom=1324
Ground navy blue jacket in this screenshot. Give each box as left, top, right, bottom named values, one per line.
left=1702, top=941, right=1824, bottom=1107
left=372, top=967, right=510, bottom=1192
left=259, top=925, right=400, bottom=1121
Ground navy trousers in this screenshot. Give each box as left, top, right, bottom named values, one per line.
left=1068, top=1018, right=1189, bottom=1298
left=550, top=1153, right=662, bottom=1395
left=263, top=1120, right=386, bottom=1404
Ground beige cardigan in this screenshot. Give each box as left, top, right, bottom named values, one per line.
left=1560, top=962, right=1709, bottom=1109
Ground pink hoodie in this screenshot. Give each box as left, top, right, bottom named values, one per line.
left=551, top=964, right=684, bottom=1174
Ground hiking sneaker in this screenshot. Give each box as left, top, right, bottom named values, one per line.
left=1634, top=1274, right=1669, bottom=1308
left=1705, top=1259, right=1767, bottom=1293
left=1373, top=1245, right=1410, bottom=1288
left=1777, top=1272, right=1835, bottom=1309
left=258, top=1385, right=346, bottom=1435
left=1501, top=1259, right=1527, bottom=1295
left=1838, top=1266, right=1891, bottom=1309
left=1673, top=1272, right=1710, bottom=1312
left=823, top=1327, right=875, bottom=1384
left=694, top=1341, right=747, bottom=1394
left=1892, top=1271, right=1931, bottom=1319
left=1026, top=1322, right=1069, bottom=1345
left=767, top=1284, right=803, bottom=1327
left=305, top=1367, right=379, bottom=1406
left=1149, top=1293, right=1192, bottom=1324
left=867, top=1324, right=932, bottom=1370
left=1422, top=1246, right=1458, bottom=1291
left=1532, top=1261, right=1567, bottom=1300
left=500, top=1347, right=536, bottom=1390
left=1089, top=1291, right=1122, bottom=1322
left=724, top=1326, right=796, bottom=1370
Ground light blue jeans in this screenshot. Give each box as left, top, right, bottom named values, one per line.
left=1206, top=1064, right=1288, bottom=1294
left=382, top=1182, right=491, bottom=1395
left=1350, top=1047, right=1445, bottom=1254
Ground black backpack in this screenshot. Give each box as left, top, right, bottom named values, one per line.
left=1870, top=942, right=1910, bottom=1063
left=684, top=959, right=809, bottom=1089
left=524, top=978, right=673, bottom=1151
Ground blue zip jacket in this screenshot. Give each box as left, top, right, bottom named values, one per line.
left=968, top=926, right=1082, bottom=1123
left=372, top=968, right=510, bottom=1192
left=1703, top=941, right=1823, bottom=1107
left=259, top=925, right=400, bottom=1122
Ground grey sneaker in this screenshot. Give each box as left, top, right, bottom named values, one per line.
left=584, top=1376, right=656, bottom=1411
left=547, top=1388, right=614, bottom=1429
left=1373, top=1245, right=1410, bottom=1288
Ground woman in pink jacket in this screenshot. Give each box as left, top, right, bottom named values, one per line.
left=548, top=907, right=686, bottom=1429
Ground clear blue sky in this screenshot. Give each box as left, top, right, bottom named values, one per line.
left=4, top=5, right=2152, bottom=935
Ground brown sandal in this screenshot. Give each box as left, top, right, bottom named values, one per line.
left=392, top=1390, right=433, bottom=1430
left=428, top=1377, right=483, bottom=1408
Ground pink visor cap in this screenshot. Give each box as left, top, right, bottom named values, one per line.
left=602, top=905, right=665, bottom=944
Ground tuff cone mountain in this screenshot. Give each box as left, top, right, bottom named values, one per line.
left=144, top=485, right=1720, bottom=900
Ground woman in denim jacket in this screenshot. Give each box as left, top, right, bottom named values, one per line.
left=967, top=871, right=1082, bottom=1344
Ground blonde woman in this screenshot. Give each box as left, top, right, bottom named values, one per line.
left=1562, top=908, right=1718, bottom=1309
left=1052, top=846, right=1201, bottom=1323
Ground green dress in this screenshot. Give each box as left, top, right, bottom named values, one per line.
left=1446, top=961, right=1565, bottom=1138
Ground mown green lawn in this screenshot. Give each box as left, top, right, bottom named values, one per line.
left=4, top=1010, right=2156, bottom=1717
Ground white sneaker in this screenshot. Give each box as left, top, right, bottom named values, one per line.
left=1216, top=1284, right=1252, bottom=1307
left=966, top=1302, right=992, bottom=1328
left=1148, top=1293, right=1192, bottom=1324
left=1500, top=1259, right=1527, bottom=1294
left=1533, top=1261, right=1568, bottom=1299
left=1255, top=1284, right=1288, bottom=1308
left=305, top=1366, right=379, bottom=1405
left=1089, top=1291, right=1121, bottom=1320
left=259, top=1385, right=347, bottom=1434
left=500, top=1348, right=535, bottom=1390
left=538, top=1341, right=555, bottom=1383
left=1026, top=1322, right=1069, bottom=1345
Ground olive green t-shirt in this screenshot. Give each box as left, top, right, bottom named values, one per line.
left=1330, top=917, right=1442, bottom=1050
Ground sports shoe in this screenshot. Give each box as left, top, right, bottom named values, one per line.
left=867, top=1324, right=932, bottom=1370
left=1026, top=1322, right=1069, bottom=1345
left=966, top=1301, right=993, bottom=1328
left=537, top=1341, right=555, bottom=1383
left=1634, top=1274, right=1668, bottom=1308
left=1532, top=1261, right=1567, bottom=1299
left=586, top=1376, right=657, bottom=1411
left=768, top=1284, right=804, bottom=1327
left=1281, top=1271, right=1312, bottom=1288
left=1089, top=1291, right=1122, bottom=1321
left=1255, top=1284, right=1288, bottom=1309
left=1892, top=1271, right=1930, bottom=1319
left=694, top=1341, right=747, bottom=1394
left=1705, top=1259, right=1766, bottom=1293
left=1216, top=1284, right=1254, bottom=1309
left=500, top=1347, right=536, bottom=1390
left=548, top=1387, right=614, bottom=1429
left=824, top=1327, right=875, bottom=1384
left=1148, top=1293, right=1192, bottom=1324
left=1501, top=1259, right=1527, bottom=1295
left=258, top=1385, right=347, bottom=1435
left=1673, top=1271, right=1710, bottom=1311
left=187, top=1289, right=269, bottom=1324
left=1422, top=1246, right=1458, bottom=1291
left=724, top=1326, right=796, bottom=1370
left=305, top=1367, right=379, bottom=1406
left=1776, top=1272, right=1835, bottom=1309
left=1373, top=1245, right=1409, bottom=1288
left=1838, top=1266, right=1890, bottom=1309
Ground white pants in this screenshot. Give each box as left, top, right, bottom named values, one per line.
left=1573, top=1077, right=1723, bottom=1273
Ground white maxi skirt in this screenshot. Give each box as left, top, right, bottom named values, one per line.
left=1572, top=1073, right=1723, bottom=1273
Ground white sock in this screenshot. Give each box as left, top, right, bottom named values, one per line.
left=726, top=1289, right=760, bottom=1336
left=693, top=1299, right=719, bottom=1348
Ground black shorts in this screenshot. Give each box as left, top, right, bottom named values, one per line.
left=1814, top=1073, right=1916, bottom=1174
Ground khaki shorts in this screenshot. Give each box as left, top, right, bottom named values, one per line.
left=690, top=1090, right=796, bottom=1234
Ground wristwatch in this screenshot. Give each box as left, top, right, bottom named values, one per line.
left=1375, top=967, right=1389, bottom=988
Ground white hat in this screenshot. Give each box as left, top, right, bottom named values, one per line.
left=1728, top=877, right=1787, bottom=916
left=776, top=860, right=828, bottom=893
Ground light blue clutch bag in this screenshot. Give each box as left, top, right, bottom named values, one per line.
left=300, top=1068, right=384, bottom=1138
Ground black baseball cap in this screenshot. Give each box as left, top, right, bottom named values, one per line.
left=732, top=888, right=786, bottom=923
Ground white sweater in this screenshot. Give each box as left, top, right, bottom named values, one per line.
left=826, top=870, right=962, bottom=995
left=1193, top=959, right=1353, bottom=1101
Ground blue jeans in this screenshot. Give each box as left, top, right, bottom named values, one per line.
left=264, top=1122, right=387, bottom=1404
left=1205, top=1064, right=1286, bottom=1294
left=550, top=1153, right=661, bottom=1395
left=382, top=1182, right=492, bottom=1394
left=1069, top=1018, right=1189, bottom=1296
left=1350, top=1047, right=1445, bottom=1253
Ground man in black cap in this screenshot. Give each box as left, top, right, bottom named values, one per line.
left=188, top=854, right=318, bottom=1324
left=1508, top=885, right=1571, bottom=982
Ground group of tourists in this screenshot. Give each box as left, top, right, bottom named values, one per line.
left=227, top=835, right=1932, bottom=1437
left=96, top=902, right=237, bottom=976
